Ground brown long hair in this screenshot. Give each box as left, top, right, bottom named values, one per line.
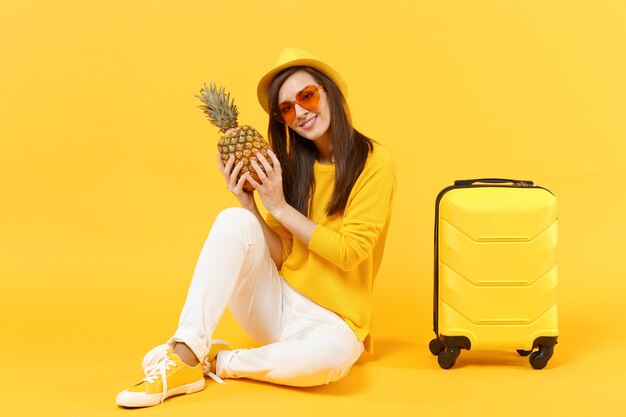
left=267, top=67, right=373, bottom=217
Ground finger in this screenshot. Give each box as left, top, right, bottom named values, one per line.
left=266, top=149, right=281, bottom=175
left=229, top=161, right=244, bottom=189
left=256, top=152, right=272, bottom=173
left=245, top=172, right=262, bottom=190
left=233, top=170, right=249, bottom=193
left=217, top=152, right=225, bottom=170
left=225, top=155, right=235, bottom=172
left=223, top=155, right=235, bottom=178
left=254, top=153, right=275, bottom=181
left=250, top=159, right=267, bottom=182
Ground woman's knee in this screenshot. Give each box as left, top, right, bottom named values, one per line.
left=215, top=207, right=257, bottom=225
left=326, top=335, right=362, bottom=368
left=303, top=328, right=363, bottom=385
left=211, top=207, right=261, bottom=236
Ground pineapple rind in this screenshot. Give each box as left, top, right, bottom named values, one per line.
left=217, top=125, right=272, bottom=192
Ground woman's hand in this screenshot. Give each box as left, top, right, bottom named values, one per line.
left=217, top=152, right=255, bottom=210
left=248, top=149, right=316, bottom=245
left=246, top=150, right=288, bottom=217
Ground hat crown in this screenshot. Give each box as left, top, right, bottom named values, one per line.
left=274, top=47, right=319, bottom=66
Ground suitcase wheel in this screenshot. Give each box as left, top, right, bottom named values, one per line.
left=516, top=349, right=533, bottom=357
left=437, top=347, right=461, bottom=369
left=529, top=346, right=554, bottom=370
left=429, top=338, right=445, bottom=356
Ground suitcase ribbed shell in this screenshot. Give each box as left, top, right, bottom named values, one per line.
left=437, top=186, right=558, bottom=351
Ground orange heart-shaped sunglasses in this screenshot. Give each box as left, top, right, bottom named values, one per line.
left=273, top=85, right=324, bottom=124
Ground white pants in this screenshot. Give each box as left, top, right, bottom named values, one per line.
left=169, top=207, right=364, bottom=387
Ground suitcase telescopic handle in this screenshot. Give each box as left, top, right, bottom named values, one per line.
left=454, top=178, right=534, bottom=186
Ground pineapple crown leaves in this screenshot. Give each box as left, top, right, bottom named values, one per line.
left=196, top=82, right=239, bottom=132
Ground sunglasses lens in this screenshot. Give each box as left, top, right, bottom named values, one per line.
left=297, top=86, right=320, bottom=111
left=277, top=103, right=295, bottom=124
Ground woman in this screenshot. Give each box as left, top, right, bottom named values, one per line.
left=116, top=47, right=395, bottom=408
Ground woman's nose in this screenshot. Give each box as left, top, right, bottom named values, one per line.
left=294, top=103, right=309, bottom=118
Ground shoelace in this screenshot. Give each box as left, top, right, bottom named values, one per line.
left=202, top=339, right=229, bottom=384
left=142, top=349, right=177, bottom=404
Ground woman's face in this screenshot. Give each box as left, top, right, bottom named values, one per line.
left=277, top=70, right=331, bottom=142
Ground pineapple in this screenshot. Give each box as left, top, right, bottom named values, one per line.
left=197, top=82, right=272, bottom=192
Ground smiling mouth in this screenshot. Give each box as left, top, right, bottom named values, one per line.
left=300, top=115, right=317, bottom=128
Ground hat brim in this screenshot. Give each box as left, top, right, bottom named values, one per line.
left=257, top=57, right=348, bottom=114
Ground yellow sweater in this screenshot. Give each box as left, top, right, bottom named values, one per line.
left=266, top=142, right=395, bottom=352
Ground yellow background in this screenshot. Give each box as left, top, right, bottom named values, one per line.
left=1, top=0, right=625, bottom=416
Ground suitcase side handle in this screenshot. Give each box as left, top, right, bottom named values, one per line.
left=454, top=178, right=534, bottom=187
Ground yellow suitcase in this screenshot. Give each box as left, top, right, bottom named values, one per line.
left=429, top=178, right=558, bottom=369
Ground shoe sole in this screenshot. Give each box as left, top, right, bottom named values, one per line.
left=116, top=378, right=206, bottom=408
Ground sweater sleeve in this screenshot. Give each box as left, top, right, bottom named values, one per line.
left=265, top=211, right=294, bottom=265
left=308, top=148, right=395, bottom=271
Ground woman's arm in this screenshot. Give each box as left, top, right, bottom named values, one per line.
left=307, top=148, right=395, bottom=270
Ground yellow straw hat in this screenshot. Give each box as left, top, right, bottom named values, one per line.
left=257, top=47, right=348, bottom=114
